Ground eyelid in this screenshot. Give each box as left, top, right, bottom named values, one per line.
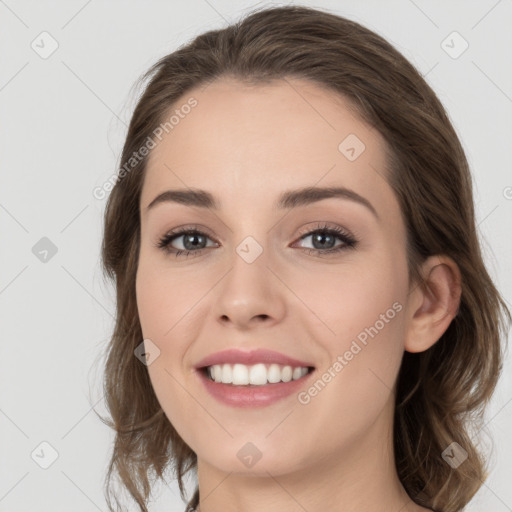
left=158, top=223, right=218, bottom=241
left=293, top=222, right=357, bottom=247
left=154, top=224, right=220, bottom=251
left=295, top=222, right=352, bottom=238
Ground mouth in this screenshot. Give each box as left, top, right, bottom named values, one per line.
left=195, top=363, right=316, bottom=408
left=199, top=363, right=316, bottom=386
left=193, top=348, right=316, bottom=407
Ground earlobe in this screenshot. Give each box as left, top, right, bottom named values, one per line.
left=404, top=255, right=462, bottom=354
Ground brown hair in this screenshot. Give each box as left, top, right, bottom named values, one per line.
left=97, top=5, right=511, bottom=512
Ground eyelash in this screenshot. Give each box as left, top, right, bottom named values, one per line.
left=155, top=223, right=358, bottom=259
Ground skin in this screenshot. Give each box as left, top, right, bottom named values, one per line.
left=136, top=77, right=461, bottom=512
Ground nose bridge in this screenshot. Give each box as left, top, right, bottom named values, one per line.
left=212, top=230, right=286, bottom=326
left=220, top=199, right=272, bottom=272
left=226, top=231, right=271, bottom=301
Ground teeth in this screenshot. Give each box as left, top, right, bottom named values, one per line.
left=249, top=363, right=267, bottom=385
left=292, top=367, right=303, bottom=380
left=268, top=364, right=281, bottom=383
left=232, top=363, right=249, bottom=385
left=221, top=363, right=232, bottom=384
left=206, top=363, right=310, bottom=385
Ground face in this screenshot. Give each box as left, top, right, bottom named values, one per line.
left=136, top=77, right=412, bottom=478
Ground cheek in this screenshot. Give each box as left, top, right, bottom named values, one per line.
left=136, top=265, right=185, bottom=392
left=291, top=248, right=408, bottom=409
left=136, top=274, right=172, bottom=339
left=136, top=262, right=201, bottom=447
left=287, top=265, right=407, bottom=457
left=136, top=256, right=201, bottom=341
left=292, top=252, right=407, bottom=350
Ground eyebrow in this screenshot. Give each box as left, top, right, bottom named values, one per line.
left=146, top=186, right=379, bottom=219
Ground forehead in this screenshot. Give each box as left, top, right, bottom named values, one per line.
left=141, top=77, right=394, bottom=216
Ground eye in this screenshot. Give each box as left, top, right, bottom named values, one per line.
left=292, top=223, right=358, bottom=256
left=156, top=225, right=218, bottom=258
left=155, top=222, right=358, bottom=258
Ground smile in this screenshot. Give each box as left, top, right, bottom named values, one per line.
left=204, top=363, right=312, bottom=386
left=196, top=364, right=315, bottom=408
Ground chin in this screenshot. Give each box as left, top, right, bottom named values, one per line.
left=195, top=436, right=311, bottom=477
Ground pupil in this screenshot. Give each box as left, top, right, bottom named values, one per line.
left=184, top=233, right=205, bottom=250
left=314, top=233, right=334, bottom=249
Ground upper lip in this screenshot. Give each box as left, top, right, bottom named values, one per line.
left=194, top=349, right=314, bottom=369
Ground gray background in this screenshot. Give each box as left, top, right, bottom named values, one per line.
left=1, top=0, right=511, bottom=510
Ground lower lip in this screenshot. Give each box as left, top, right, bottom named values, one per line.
left=196, top=368, right=315, bottom=407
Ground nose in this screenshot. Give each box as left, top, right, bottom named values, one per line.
left=212, top=247, right=286, bottom=330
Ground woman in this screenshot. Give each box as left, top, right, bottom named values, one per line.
left=98, top=5, right=510, bottom=512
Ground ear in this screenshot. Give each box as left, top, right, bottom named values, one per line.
left=404, top=255, right=462, bottom=353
